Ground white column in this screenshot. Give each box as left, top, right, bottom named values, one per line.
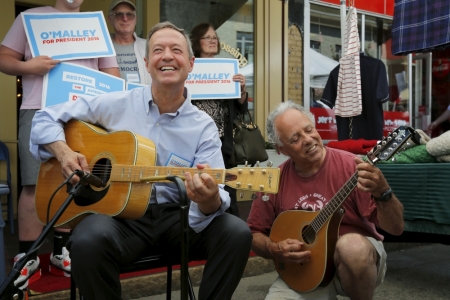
left=304, top=1, right=311, bottom=109
left=340, top=0, right=346, bottom=47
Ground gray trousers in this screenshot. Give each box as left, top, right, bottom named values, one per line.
left=67, top=203, right=252, bottom=300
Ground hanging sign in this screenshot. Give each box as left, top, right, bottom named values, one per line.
left=432, top=59, right=450, bottom=78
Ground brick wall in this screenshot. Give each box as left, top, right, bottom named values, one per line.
left=288, top=24, right=303, bottom=105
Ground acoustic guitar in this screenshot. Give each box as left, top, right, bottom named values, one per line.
left=35, top=120, right=280, bottom=229
left=269, top=125, right=417, bottom=293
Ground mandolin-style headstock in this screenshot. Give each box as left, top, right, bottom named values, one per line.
left=225, top=166, right=280, bottom=194
left=367, top=125, right=418, bottom=165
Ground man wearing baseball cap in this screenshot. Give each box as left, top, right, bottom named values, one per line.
left=108, top=0, right=151, bottom=85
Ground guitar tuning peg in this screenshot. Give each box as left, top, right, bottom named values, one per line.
left=256, top=161, right=260, bottom=167
left=391, top=157, right=397, bottom=162
left=239, top=191, right=244, bottom=199
left=267, top=161, right=273, bottom=167
left=251, top=193, right=257, bottom=200
left=245, top=161, right=248, bottom=167
left=262, top=194, right=270, bottom=201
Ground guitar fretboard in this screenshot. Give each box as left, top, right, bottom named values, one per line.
left=309, top=172, right=359, bottom=233
left=110, top=164, right=226, bottom=183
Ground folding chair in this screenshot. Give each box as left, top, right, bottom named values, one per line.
left=0, top=141, right=14, bottom=234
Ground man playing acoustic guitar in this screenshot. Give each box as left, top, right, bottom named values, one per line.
left=29, top=21, right=252, bottom=299
left=248, top=101, right=404, bottom=300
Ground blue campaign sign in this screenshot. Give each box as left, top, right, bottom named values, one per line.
left=22, top=11, right=115, bottom=60
left=185, top=58, right=240, bottom=99
left=42, top=62, right=125, bottom=107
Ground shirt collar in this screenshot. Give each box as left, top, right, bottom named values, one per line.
left=146, top=86, right=191, bottom=117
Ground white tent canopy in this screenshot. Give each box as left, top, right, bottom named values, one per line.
left=309, top=47, right=339, bottom=88
left=239, top=63, right=253, bottom=87
left=240, top=48, right=338, bottom=89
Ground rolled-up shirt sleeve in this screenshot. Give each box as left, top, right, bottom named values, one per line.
left=188, top=186, right=230, bottom=233
left=29, top=113, right=66, bottom=161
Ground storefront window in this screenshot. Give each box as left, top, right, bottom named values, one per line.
left=215, top=2, right=254, bottom=114
left=307, top=3, right=409, bottom=140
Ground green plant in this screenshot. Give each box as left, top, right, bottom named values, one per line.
left=265, top=142, right=275, bottom=149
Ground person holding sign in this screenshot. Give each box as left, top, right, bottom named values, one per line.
left=108, top=0, right=151, bottom=85
left=29, top=21, right=252, bottom=299
left=0, top=0, right=119, bottom=289
left=189, top=22, right=248, bottom=217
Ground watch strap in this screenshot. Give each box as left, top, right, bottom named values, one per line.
left=373, top=188, right=392, bottom=202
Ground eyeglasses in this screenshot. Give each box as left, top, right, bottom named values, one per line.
left=111, top=12, right=136, bottom=20
left=201, top=36, right=218, bottom=42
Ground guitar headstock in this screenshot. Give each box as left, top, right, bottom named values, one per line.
left=225, top=167, right=280, bottom=194
left=367, top=125, right=417, bottom=164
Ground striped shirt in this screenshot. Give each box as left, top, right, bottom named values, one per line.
left=335, top=6, right=362, bottom=117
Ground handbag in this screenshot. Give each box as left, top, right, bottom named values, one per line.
left=230, top=109, right=268, bottom=166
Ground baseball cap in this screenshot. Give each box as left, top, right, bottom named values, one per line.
left=109, top=0, right=136, bottom=14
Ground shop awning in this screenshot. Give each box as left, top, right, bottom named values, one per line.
left=392, top=0, right=450, bottom=55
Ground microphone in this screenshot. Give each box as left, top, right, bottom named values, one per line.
left=75, top=170, right=105, bottom=188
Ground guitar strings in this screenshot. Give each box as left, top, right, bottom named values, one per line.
left=301, top=172, right=359, bottom=239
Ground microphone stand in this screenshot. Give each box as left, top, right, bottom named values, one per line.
left=1, top=175, right=191, bottom=300
left=0, top=181, right=85, bottom=299
left=140, top=175, right=190, bottom=300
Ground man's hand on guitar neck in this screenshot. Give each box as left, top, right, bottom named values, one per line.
left=354, top=157, right=390, bottom=197
left=44, top=140, right=90, bottom=184
left=184, top=163, right=222, bottom=216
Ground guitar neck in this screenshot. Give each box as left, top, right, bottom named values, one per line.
left=311, top=172, right=358, bottom=232
left=109, top=164, right=280, bottom=193
left=309, top=125, right=418, bottom=232
left=111, top=164, right=226, bottom=183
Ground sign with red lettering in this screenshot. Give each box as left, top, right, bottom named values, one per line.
left=22, top=12, right=115, bottom=60
left=310, top=108, right=409, bottom=141
left=42, top=62, right=125, bottom=107
left=383, top=111, right=410, bottom=137
left=310, top=108, right=337, bottom=140
left=184, top=58, right=241, bottom=100
left=317, top=0, right=394, bottom=16
left=432, top=59, right=450, bottom=78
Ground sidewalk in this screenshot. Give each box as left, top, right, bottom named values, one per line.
left=136, top=243, right=450, bottom=300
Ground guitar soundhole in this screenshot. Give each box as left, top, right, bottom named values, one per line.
left=92, top=158, right=112, bottom=183
left=301, top=225, right=316, bottom=245
left=72, top=158, right=111, bottom=207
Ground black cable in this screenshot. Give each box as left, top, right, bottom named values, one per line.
left=45, top=171, right=77, bottom=225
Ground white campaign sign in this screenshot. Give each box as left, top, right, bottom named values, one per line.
left=22, top=12, right=115, bottom=60
left=185, top=58, right=241, bottom=100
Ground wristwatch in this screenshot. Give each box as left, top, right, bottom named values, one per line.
left=373, top=188, right=393, bottom=202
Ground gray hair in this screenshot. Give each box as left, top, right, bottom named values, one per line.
left=145, top=21, right=194, bottom=59
left=266, top=101, right=316, bottom=146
